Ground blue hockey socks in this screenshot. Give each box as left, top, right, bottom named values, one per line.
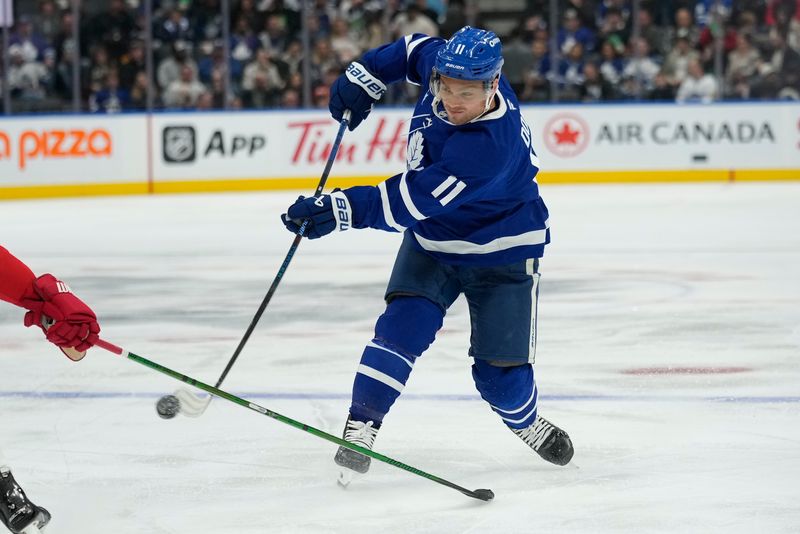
left=472, top=359, right=538, bottom=430
left=349, top=296, right=443, bottom=425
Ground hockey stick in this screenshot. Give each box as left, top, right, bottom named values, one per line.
left=161, top=110, right=353, bottom=419
left=96, top=338, right=494, bottom=502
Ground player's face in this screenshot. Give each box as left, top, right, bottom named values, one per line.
left=438, top=75, right=496, bottom=125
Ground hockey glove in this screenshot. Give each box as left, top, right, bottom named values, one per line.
left=330, top=62, right=386, bottom=131
left=281, top=190, right=353, bottom=239
left=20, top=274, right=100, bottom=356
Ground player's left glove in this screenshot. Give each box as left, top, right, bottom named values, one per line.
left=281, top=190, right=353, bottom=239
left=329, top=62, right=386, bottom=131
left=20, top=274, right=100, bottom=356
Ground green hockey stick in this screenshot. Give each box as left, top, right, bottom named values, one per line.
left=95, top=338, right=495, bottom=502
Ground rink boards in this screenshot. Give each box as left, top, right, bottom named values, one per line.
left=1, top=102, right=798, bottom=200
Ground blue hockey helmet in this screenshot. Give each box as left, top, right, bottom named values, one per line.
left=433, top=26, right=504, bottom=84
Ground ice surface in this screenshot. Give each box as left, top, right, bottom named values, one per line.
left=1, top=182, right=799, bottom=533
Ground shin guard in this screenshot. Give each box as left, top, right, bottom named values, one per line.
left=349, top=296, right=443, bottom=425
left=472, top=359, right=538, bottom=430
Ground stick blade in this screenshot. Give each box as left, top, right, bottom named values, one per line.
left=174, top=388, right=213, bottom=417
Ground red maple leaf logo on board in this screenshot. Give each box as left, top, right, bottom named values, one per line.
left=543, top=113, right=590, bottom=158
left=553, top=122, right=580, bottom=145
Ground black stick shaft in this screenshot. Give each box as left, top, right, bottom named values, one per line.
left=213, top=113, right=351, bottom=388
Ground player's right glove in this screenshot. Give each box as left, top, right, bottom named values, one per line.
left=330, top=62, right=386, bottom=131
left=281, top=190, right=353, bottom=239
left=20, top=274, right=100, bottom=355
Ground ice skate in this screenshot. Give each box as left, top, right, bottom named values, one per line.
left=334, top=416, right=379, bottom=487
left=0, top=468, right=51, bottom=534
left=512, top=415, right=574, bottom=466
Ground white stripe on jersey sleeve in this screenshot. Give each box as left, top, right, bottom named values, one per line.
left=438, top=180, right=466, bottom=206
left=413, top=228, right=549, bottom=255
left=399, top=171, right=428, bottom=221
left=404, top=34, right=432, bottom=59
left=430, top=175, right=457, bottom=198
left=378, top=181, right=407, bottom=232
left=403, top=34, right=432, bottom=85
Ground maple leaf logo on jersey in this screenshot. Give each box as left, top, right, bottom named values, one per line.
left=406, top=130, right=425, bottom=170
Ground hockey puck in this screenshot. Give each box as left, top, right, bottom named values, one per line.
left=472, top=489, right=495, bottom=501
left=156, top=394, right=181, bottom=419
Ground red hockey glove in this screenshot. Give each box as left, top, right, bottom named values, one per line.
left=20, top=274, right=100, bottom=356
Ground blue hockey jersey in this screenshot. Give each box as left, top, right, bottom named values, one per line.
left=344, top=34, right=550, bottom=266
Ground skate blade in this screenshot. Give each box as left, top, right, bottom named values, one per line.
left=337, top=468, right=358, bottom=488
left=20, top=520, right=46, bottom=534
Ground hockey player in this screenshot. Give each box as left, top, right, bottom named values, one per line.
left=0, top=245, right=100, bottom=533
left=282, top=26, right=574, bottom=484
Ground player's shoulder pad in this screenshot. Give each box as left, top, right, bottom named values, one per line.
left=404, top=33, right=444, bottom=85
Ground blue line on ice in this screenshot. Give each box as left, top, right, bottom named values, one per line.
left=0, top=391, right=798, bottom=403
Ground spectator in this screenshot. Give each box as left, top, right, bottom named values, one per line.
left=563, top=0, right=597, bottom=29
left=665, top=7, right=701, bottom=47
left=555, top=42, right=586, bottom=100
left=52, top=10, right=77, bottom=66
left=308, top=38, right=340, bottom=87
left=662, top=36, right=701, bottom=88
left=89, top=70, right=130, bottom=113
left=10, top=16, right=50, bottom=63
left=7, top=44, right=49, bottom=104
left=725, top=33, right=760, bottom=98
left=597, top=0, right=632, bottom=29
left=390, top=4, right=438, bottom=39
left=596, top=7, right=629, bottom=55
left=157, top=41, right=198, bottom=91
left=88, top=46, right=113, bottom=96
left=281, top=87, right=301, bottom=108
left=752, top=30, right=800, bottom=99
left=521, top=38, right=551, bottom=101
left=230, top=17, right=260, bottom=67
left=157, top=8, right=192, bottom=44
left=503, top=31, right=537, bottom=95
left=242, top=48, right=285, bottom=108
left=31, top=0, right=61, bottom=45
left=621, top=37, right=661, bottom=97
left=280, top=39, right=305, bottom=78
left=312, top=83, right=330, bottom=108
left=766, top=0, right=800, bottom=51
left=676, top=58, right=718, bottom=102
left=260, top=14, right=290, bottom=52
left=196, top=90, right=215, bottom=110
left=53, top=40, right=84, bottom=103
left=439, top=0, right=468, bottom=39
left=649, top=71, right=677, bottom=100
left=118, top=40, right=146, bottom=91
left=330, top=18, right=361, bottom=64
left=128, top=70, right=153, bottom=110
left=190, top=0, right=224, bottom=43
left=579, top=62, right=616, bottom=102
left=598, top=39, right=625, bottom=85
left=85, top=0, right=136, bottom=60
left=208, top=68, right=229, bottom=108
left=232, top=0, right=265, bottom=34
left=698, top=14, right=738, bottom=68
left=638, top=8, right=669, bottom=58
left=163, top=64, right=207, bottom=108
left=557, top=8, right=596, bottom=55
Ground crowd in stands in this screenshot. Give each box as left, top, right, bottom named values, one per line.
left=3, top=0, right=800, bottom=112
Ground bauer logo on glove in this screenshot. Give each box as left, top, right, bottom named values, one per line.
left=281, top=190, right=353, bottom=239
left=330, top=62, right=386, bottom=130
left=345, top=62, right=387, bottom=100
